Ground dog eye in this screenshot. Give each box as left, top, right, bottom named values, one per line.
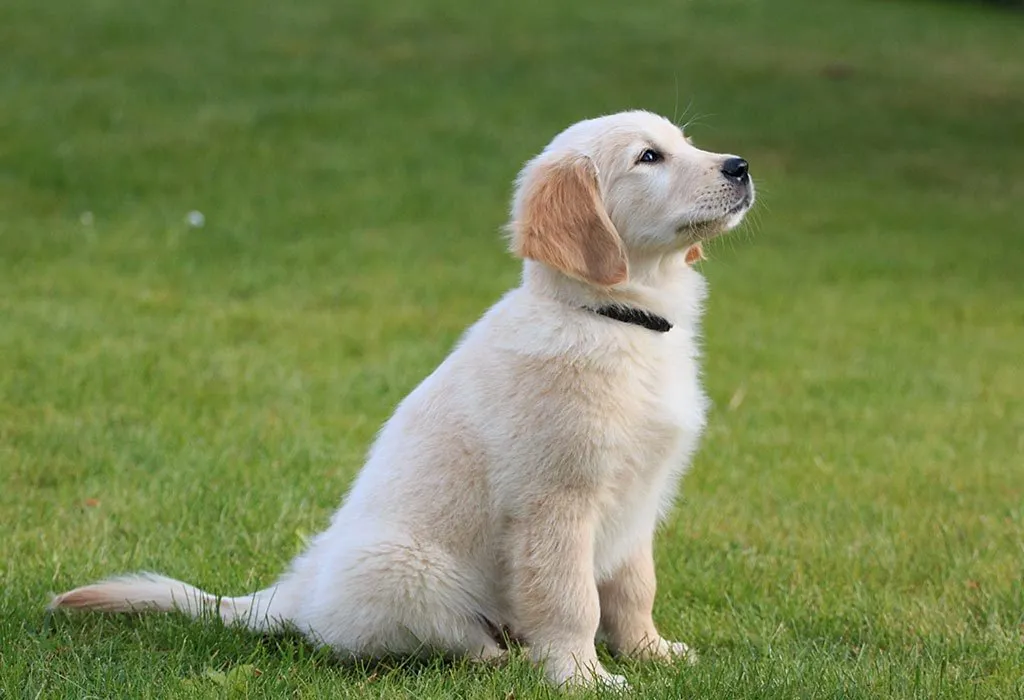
left=637, top=148, right=663, bottom=164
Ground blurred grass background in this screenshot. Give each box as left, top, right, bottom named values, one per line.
left=1, top=0, right=1022, bottom=697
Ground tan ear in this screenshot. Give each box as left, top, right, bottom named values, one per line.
left=684, top=243, right=705, bottom=265
left=511, top=155, right=628, bottom=286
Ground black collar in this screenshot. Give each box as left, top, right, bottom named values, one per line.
left=587, top=305, right=673, bottom=333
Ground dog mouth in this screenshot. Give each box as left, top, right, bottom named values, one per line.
left=727, top=192, right=753, bottom=217
left=678, top=193, right=753, bottom=239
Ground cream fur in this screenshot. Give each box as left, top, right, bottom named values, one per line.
left=50, top=110, right=754, bottom=690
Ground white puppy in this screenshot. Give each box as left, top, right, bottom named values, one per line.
left=51, top=110, right=754, bottom=690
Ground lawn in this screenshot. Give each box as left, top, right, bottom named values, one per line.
left=1, top=0, right=1022, bottom=697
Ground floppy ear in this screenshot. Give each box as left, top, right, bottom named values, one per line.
left=510, top=154, right=628, bottom=287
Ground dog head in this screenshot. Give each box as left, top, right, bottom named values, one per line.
left=508, top=110, right=754, bottom=286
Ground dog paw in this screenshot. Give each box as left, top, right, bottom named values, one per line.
left=623, top=636, right=699, bottom=664
left=663, top=639, right=699, bottom=665
left=562, top=669, right=630, bottom=693
left=596, top=671, right=631, bottom=691
left=551, top=662, right=631, bottom=692
left=467, top=644, right=510, bottom=666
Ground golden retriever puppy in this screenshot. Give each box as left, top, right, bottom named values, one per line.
left=51, top=110, right=754, bottom=690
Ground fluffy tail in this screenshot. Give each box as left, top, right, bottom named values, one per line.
left=49, top=573, right=288, bottom=632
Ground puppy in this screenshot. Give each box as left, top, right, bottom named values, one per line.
left=51, top=110, right=754, bottom=689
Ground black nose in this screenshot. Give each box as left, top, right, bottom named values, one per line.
left=721, top=157, right=749, bottom=181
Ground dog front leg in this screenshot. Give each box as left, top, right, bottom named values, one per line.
left=598, top=541, right=697, bottom=664
left=507, top=496, right=627, bottom=690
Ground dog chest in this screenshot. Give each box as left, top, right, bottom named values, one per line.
left=587, top=336, right=706, bottom=577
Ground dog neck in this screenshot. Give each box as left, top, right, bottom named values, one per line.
left=520, top=249, right=705, bottom=325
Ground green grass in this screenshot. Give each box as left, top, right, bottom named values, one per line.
left=2, top=0, right=1023, bottom=697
